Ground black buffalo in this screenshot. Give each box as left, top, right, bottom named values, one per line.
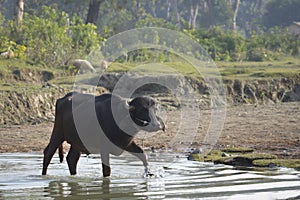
left=42, top=92, right=165, bottom=177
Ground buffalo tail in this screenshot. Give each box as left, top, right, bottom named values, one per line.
left=59, top=144, right=64, bottom=163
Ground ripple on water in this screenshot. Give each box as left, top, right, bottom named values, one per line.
left=0, top=152, right=300, bottom=199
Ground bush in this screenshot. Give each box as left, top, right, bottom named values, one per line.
left=69, top=15, right=103, bottom=56
left=2, top=6, right=103, bottom=67
left=0, top=36, right=26, bottom=59
left=186, top=26, right=299, bottom=62
left=185, top=27, right=246, bottom=61
left=246, top=48, right=276, bottom=61
left=246, top=27, right=300, bottom=60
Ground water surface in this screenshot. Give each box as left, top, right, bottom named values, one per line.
left=0, top=152, right=300, bottom=199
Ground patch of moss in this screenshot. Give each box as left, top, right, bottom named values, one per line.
left=188, top=153, right=205, bottom=162
left=213, top=153, right=278, bottom=167
left=238, top=153, right=277, bottom=161
left=188, top=147, right=300, bottom=170
left=188, top=150, right=223, bottom=162
left=253, top=159, right=300, bottom=169
left=203, top=150, right=224, bottom=162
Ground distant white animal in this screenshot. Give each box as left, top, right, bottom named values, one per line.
left=71, top=59, right=96, bottom=74
left=0, top=50, right=14, bottom=59
left=100, top=60, right=108, bottom=71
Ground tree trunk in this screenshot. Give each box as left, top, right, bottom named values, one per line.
left=231, top=0, right=240, bottom=31
left=150, top=0, right=156, bottom=17
left=205, top=0, right=216, bottom=27
left=86, top=0, right=102, bottom=25
left=188, top=4, right=193, bottom=29
left=189, top=0, right=200, bottom=29
left=173, top=0, right=181, bottom=28
left=14, top=0, right=24, bottom=25
left=192, top=3, right=199, bottom=29
left=166, top=0, right=171, bottom=19
left=165, top=0, right=181, bottom=28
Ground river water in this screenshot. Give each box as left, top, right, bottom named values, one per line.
left=0, top=152, right=300, bottom=200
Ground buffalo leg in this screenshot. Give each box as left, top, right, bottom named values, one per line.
left=42, top=105, right=63, bottom=175
left=101, top=152, right=111, bottom=177
left=42, top=141, right=62, bottom=175
left=125, top=141, right=149, bottom=170
left=66, top=146, right=81, bottom=175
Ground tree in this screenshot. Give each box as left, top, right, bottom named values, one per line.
left=236, top=0, right=264, bottom=37
left=149, top=0, right=156, bottom=17
left=230, top=0, right=240, bottom=31
left=201, top=0, right=233, bottom=28
left=188, top=0, right=200, bottom=29
left=14, top=0, right=24, bottom=25
left=173, top=0, right=181, bottom=28
left=166, top=0, right=171, bottom=19
left=262, top=0, right=300, bottom=28
left=86, top=0, right=103, bottom=24
left=164, top=0, right=181, bottom=28
left=0, top=0, right=4, bottom=13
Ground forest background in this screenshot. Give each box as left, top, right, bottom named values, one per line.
left=0, top=0, right=299, bottom=70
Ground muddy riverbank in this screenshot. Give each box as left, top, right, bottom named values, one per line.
left=1, top=102, right=299, bottom=160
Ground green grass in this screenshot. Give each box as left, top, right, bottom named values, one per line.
left=107, top=61, right=200, bottom=76
left=189, top=146, right=300, bottom=170
left=0, top=82, right=40, bottom=92
left=0, top=59, right=68, bottom=92
left=217, top=58, right=300, bottom=80
left=1, top=58, right=300, bottom=92
left=106, top=62, right=137, bottom=72
left=107, top=58, right=300, bottom=80
left=253, top=159, right=300, bottom=169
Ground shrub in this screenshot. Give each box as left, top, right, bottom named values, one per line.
left=3, top=6, right=103, bottom=67
left=185, top=27, right=246, bottom=61
left=246, top=48, right=275, bottom=61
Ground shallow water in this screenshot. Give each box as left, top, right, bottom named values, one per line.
left=0, top=152, right=300, bottom=200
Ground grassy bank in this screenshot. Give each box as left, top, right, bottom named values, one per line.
left=104, top=58, right=300, bottom=80
left=217, top=58, right=300, bottom=80
left=1, top=58, right=300, bottom=92
left=189, top=147, right=300, bottom=170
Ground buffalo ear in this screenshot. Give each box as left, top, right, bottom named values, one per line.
left=126, top=100, right=135, bottom=112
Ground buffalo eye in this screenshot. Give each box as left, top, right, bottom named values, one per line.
left=129, top=105, right=135, bottom=112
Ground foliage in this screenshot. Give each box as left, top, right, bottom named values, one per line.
left=262, top=0, right=300, bottom=28
left=0, top=13, right=26, bottom=59
left=135, top=14, right=176, bottom=30
left=0, top=2, right=299, bottom=69
left=237, top=0, right=265, bottom=37
left=246, top=27, right=300, bottom=61
left=19, top=7, right=71, bottom=65
left=199, top=0, right=233, bottom=29
left=183, top=26, right=300, bottom=62
left=185, top=27, right=246, bottom=61
left=68, top=15, right=101, bottom=54
left=0, top=6, right=103, bottom=66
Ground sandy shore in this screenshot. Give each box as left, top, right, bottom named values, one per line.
left=1, top=102, right=299, bottom=159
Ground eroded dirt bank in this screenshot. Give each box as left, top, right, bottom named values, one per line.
left=1, top=73, right=300, bottom=125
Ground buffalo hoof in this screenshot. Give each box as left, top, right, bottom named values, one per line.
left=144, top=168, right=155, bottom=177
left=145, top=172, right=155, bottom=177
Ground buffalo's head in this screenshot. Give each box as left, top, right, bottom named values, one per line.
left=128, top=96, right=165, bottom=132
